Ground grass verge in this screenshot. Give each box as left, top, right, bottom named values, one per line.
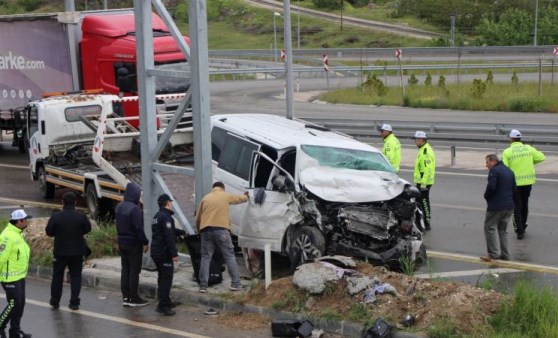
left=319, top=81, right=558, bottom=113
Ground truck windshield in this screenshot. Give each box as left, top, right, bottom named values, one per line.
left=155, top=61, right=191, bottom=94
left=301, top=145, right=395, bottom=173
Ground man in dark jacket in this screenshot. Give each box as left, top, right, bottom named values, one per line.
left=151, top=194, right=185, bottom=316
left=481, top=154, right=515, bottom=262
left=115, top=182, right=149, bottom=307
left=45, top=192, right=91, bottom=311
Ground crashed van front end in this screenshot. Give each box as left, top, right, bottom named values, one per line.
left=295, top=145, right=426, bottom=269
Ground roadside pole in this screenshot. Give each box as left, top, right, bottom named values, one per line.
left=396, top=49, right=405, bottom=98
left=323, top=53, right=330, bottom=89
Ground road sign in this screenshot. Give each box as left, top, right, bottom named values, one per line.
left=395, top=49, right=402, bottom=60
left=281, top=49, right=286, bottom=61
left=553, top=47, right=558, bottom=56
left=323, top=53, right=329, bottom=71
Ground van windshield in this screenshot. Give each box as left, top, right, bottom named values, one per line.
left=301, top=145, right=395, bottom=173
left=155, top=61, right=191, bottom=94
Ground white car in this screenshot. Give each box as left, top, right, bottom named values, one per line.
left=211, top=114, right=426, bottom=270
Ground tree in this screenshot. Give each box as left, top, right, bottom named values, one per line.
left=475, top=8, right=533, bottom=45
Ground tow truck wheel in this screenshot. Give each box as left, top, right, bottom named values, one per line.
left=86, top=184, right=112, bottom=220
left=38, top=167, right=55, bottom=199
left=289, top=226, right=326, bottom=269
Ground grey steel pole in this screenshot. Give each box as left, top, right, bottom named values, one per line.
left=190, top=0, right=214, bottom=205
left=534, top=0, right=539, bottom=46
left=297, top=0, right=300, bottom=49
left=64, top=0, right=74, bottom=11
left=273, top=13, right=277, bottom=63
left=103, top=0, right=108, bottom=9
left=284, top=0, right=294, bottom=119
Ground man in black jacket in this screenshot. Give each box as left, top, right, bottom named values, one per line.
left=151, top=194, right=185, bottom=316
left=115, top=182, right=149, bottom=307
left=481, top=154, right=515, bottom=262
left=45, top=192, right=91, bottom=310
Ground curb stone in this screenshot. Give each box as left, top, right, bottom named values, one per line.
left=28, top=264, right=423, bottom=338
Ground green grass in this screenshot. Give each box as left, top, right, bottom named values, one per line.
left=294, top=0, right=444, bottom=34
left=173, top=0, right=431, bottom=50
left=490, top=280, right=558, bottom=337
left=86, top=220, right=119, bottom=258
left=319, top=80, right=558, bottom=113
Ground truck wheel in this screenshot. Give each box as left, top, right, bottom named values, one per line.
left=289, top=226, right=326, bottom=270
left=38, top=167, right=55, bottom=199
left=18, top=137, right=25, bottom=154
left=86, top=184, right=112, bottom=220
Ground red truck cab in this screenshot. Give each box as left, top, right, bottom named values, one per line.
left=80, top=13, right=190, bottom=128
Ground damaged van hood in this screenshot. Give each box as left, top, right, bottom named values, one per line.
left=299, top=167, right=406, bottom=203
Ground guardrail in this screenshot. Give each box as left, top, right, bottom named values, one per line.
left=299, top=118, right=558, bottom=146
left=209, top=62, right=557, bottom=79
left=210, top=46, right=557, bottom=60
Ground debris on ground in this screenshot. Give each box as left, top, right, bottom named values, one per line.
left=243, top=257, right=507, bottom=335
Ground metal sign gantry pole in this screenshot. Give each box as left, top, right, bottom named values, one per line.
left=133, top=0, right=212, bottom=243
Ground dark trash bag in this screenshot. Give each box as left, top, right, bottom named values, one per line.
left=271, top=319, right=314, bottom=337
left=361, top=317, right=392, bottom=338
left=184, top=235, right=224, bottom=286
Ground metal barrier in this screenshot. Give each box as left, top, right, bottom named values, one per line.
left=299, top=118, right=558, bottom=146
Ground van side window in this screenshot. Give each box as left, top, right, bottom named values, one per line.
left=218, top=134, right=259, bottom=181
left=211, top=126, right=228, bottom=162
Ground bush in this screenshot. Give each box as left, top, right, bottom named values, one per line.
left=408, top=74, right=418, bottom=86
left=312, top=0, right=342, bottom=10
left=425, top=73, right=432, bottom=86
left=437, top=75, right=446, bottom=88
left=362, top=74, right=388, bottom=97
left=471, top=79, right=487, bottom=99
left=486, top=70, right=494, bottom=84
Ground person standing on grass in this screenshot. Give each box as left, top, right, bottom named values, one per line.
left=480, top=154, right=515, bottom=262
left=45, top=191, right=91, bottom=311
left=115, top=182, right=149, bottom=307
left=195, top=182, right=248, bottom=293
left=413, top=131, right=436, bottom=231
left=502, top=129, right=545, bottom=240
left=151, top=193, right=186, bottom=316
left=0, top=209, right=32, bottom=338
left=379, top=124, right=401, bottom=173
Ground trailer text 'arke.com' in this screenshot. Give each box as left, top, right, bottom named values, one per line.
left=0, top=52, right=45, bottom=70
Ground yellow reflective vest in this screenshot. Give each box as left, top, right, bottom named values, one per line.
left=502, top=141, right=545, bottom=186
left=382, top=133, right=401, bottom=173
left=0, top=223, right=30, bottom=283
left=413, top=142, right=436, bottom=186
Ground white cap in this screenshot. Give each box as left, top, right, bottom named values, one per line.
left=11, top=209, right=31, bottom=221
left=414, top=131, right=427, bottom=139
left=509, top=129, right=521, bottom=138
left=380, top=124, right=392, bottom=132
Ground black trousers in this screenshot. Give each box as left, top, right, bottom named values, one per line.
left=513, top=185, right=532, bottom=234
left=50, top=255, right=83, bottom=307
left=153, top=258, right=174, bottom=309
left=0, top=279, right=26, bottom=334
left=417, top=184, right=432, bottom=229
left=119, top=244, right=143, bottom=300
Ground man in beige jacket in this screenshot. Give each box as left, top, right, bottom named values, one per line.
left=195, top=182, right=248, bottom=293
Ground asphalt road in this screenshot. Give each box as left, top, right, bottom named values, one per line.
left=8, top=277, right=272, bottom=338
left=2, top=80, right=558, bottom=296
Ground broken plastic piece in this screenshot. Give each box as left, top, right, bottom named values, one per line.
left=271, top=319, right=314, bottom=337
left=204, top=308, right=218, bottom=315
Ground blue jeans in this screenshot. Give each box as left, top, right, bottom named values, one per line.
left=199, top=229, right=240, bottom=288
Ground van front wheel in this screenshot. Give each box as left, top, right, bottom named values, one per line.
left=288, top=226, right=326, bottom=270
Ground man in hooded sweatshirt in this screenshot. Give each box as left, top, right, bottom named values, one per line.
left=115, top=182, right=149, bottom=307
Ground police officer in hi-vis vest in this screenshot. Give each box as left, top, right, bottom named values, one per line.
left=413, top=131, right=436, bottom=231
left=502, top=129, right=545, bottom=239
